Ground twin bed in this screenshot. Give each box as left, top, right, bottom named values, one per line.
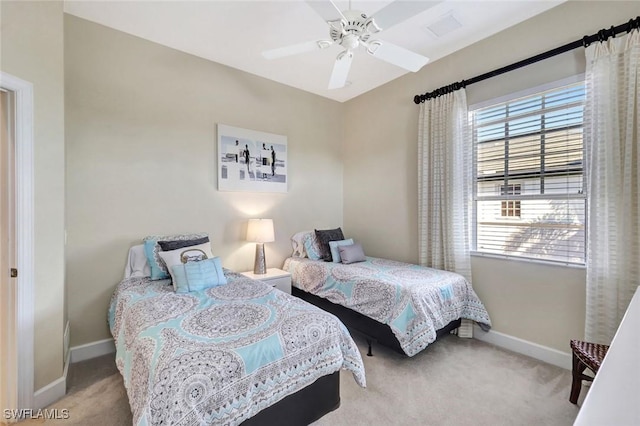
left=110, top=232, right=491, bottom=425
left=284, top=256, right=491, bottom=356
left=110, top=242, right=365, bottom=425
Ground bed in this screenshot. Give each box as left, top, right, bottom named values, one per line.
left=109, top=242, right=366, bottom=426
left=283, top=256, right=492, bottom=357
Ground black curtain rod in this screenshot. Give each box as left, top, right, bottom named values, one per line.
left=413, top=16, right=640, bottom=104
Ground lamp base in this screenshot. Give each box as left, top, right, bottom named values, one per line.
left=253, top=243, right=267, bottom=274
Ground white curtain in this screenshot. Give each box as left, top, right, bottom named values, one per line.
left=418, top=89, right=472, bottom=281
left=585, top=29, right=640, bottom=344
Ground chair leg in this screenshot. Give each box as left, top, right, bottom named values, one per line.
left=570, top=353, right=586, bottom=404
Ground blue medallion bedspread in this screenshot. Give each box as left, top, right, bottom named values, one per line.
left=108, top=271, right=366, bottom=425
left=283, top=257, right=492, bottom=357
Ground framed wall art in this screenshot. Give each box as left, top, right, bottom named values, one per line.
left=217, top=124, right=288, bottom=193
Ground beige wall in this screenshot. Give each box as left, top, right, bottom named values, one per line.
left=64, top=15, right=345, bottom=346
left=0, top=1, right=66, bottom=390
left=0, top=0, right=630, bottom=395
left=343, top=1, right=639, bottom=353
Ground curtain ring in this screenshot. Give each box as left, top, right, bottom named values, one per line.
left=598, top=29, right=606, bottom=42
left=582, top=35, right=590, bottom=48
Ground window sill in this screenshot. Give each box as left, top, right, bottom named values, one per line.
left=470, top=251, right=586, bottom=269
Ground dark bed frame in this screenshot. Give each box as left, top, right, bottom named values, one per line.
left=292, top=286, right=462, bottom=356
left=242, top=371, right=340, bottom=426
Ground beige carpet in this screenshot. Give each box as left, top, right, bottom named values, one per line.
left=19, top=334, right=584, bottom=425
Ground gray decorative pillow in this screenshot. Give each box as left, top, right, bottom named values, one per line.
left=315, top=227, right=345, bottom=261
left=339, top=243, right=366, bottom=264
left=158, top=236, right=209, bottom=252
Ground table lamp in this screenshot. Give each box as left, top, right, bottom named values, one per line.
left=246, top=218, right=274, bottom=274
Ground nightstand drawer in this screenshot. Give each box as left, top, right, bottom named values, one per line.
left=266, top=276, right=291, bottom=294
left=240, top=268, right=292, bottom=295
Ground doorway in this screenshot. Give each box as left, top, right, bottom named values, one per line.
left=0, top=71, right=35, bottom=416
left=1, top=87, right=18, bottom=420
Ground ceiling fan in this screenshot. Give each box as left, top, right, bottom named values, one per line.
left=262, top=0, right=441, bottom=89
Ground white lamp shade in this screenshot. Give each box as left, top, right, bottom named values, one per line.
left=246, top=219, right=275, bottom=243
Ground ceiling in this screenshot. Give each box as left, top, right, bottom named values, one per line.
left=64, top=0, right=565, bottom=103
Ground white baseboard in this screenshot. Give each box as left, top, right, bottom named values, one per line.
left=33, top=376, right=65, bottom=410
left=31, top=346, right=70, bottom=410
left=70, top=338, right=115, bottom=363
left=32, top=338, right=112, bottom=410
left=473, top=325, right=572, bottom=370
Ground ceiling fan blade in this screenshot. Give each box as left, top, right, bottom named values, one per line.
left=368, top=1, right=443, bottom=32
left=262, top=40, right=330, bottom=60
left=306, top=0, right=346, bottom=23
left=328, top=51, right=353, bottom=90
left=367, top=41, right=429, bottom=72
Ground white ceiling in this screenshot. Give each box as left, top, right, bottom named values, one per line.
left=64, top=0, right=565, bottom=103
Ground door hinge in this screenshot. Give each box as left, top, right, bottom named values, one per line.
left=10, top=268, right=18, bottom=278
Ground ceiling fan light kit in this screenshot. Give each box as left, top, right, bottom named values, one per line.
left=262, top=0, right=437, bottom=90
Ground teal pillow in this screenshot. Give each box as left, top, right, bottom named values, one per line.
left=303, top=233, right=322, bottom=260
left=329, top=239, right=354, bottom=263
left=171, top=257, right=227, bottom=293
left=143, top=239, right=169, bottom=280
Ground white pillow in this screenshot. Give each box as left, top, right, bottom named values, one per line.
left=124, top=244, right=151, bottom=279
left=291, top=231, right=312, bottom=258
left=158, top=242, right=214, bottom=291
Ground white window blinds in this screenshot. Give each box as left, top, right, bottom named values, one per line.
left=472, top=82, right=586, bottom=264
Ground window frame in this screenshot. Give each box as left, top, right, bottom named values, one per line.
left=469, top=75, right=587, bottom=267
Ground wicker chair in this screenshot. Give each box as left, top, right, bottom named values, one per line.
left=569, top=339, right=610, bottom=404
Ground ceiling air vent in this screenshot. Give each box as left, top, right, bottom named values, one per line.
left=424, top=13, right=462, bottom=38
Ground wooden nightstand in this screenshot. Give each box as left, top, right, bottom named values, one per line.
left=241, top=268, right=291, bottom=294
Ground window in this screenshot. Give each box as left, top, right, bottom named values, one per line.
left=472, top=81, right=586, bottom=264
left=500, top=184, right=521, bottom=217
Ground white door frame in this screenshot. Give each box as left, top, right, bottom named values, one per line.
left=0, top=71, right=35, bottom=410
